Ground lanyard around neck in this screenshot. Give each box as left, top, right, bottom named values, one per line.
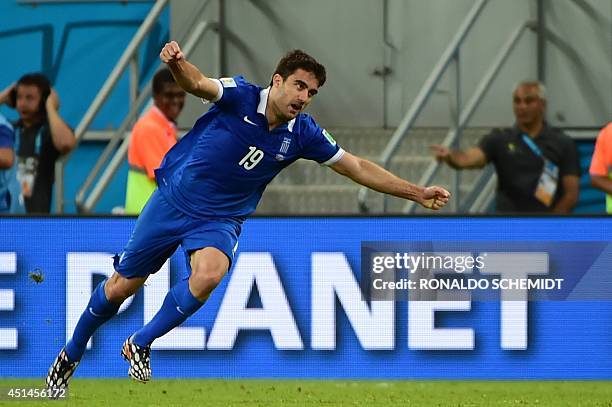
left=521, top=133, right=543, bottom=158
left=15, top=125, right=44, bottom=156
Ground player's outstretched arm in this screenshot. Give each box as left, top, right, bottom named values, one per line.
left=330, top=151, right=450, bottom=210
left=159, top=41, right=220, bottom=100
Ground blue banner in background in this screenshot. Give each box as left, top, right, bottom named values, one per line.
left=0, top=217, right=611, bottom=379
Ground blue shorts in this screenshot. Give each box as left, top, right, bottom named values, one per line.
left=114, top=189, right=242, bottom=279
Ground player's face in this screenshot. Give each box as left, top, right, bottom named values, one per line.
left=154, top=82, right=186, bottom=122
left=16, top=85, right=44, bottom=123
left=271, top=69, right=319, bottom=121
left=512, top=85, right=545, bottom=128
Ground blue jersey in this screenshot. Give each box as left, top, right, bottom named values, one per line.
left=155, top=76, right=344, bottom=218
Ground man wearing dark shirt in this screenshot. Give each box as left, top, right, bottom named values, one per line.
left=0, top=73, right=76, bottom=213
left=431, top=81, right=580, bottom=213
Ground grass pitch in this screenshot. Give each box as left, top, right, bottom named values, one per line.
left=0, top=379, right=610, bottom=406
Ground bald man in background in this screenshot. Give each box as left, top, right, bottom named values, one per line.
left=431, top=81, right=580, bottom=213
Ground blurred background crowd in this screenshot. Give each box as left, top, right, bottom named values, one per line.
left=0, top=0, right=610, bottom=216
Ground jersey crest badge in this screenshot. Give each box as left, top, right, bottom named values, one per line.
left=280, top=137, right=291, bottom=154
left=219, top=77, right=237, bottom=88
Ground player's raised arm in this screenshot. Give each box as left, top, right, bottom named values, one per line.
left=159, top=41, right=220, bottom=101
left=330, top=151, right=450, bottom=210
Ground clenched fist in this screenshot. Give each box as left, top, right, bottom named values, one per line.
left=419, top=186, right=451, bottom=210
left=160, top=41, right=185, bottom=64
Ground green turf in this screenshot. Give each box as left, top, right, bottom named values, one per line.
left=0, top=379, right=611, bottom=406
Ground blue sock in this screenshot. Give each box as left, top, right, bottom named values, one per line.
left=132, top=279, right=203, bottom=347
left=64, top=280, right=120, bottom=362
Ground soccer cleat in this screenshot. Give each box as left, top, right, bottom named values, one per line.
left=121, top=336, right=151, bottom=383
left=46, top=348, right=79, bottom=392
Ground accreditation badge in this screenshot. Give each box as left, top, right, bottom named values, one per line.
left=534, top=159, right=559, bottom=207
left=16, top=157, right=39, bottom=198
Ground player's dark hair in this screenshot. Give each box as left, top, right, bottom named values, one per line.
left=13, top=73, right=51, bottom=112
left=152, top=68, right=177, bottom=96
left=271, top=49, right=326, bottom=87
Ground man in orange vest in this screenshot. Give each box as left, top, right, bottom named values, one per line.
left=125, top=68, right=185, bottom=213
left=589, top=123, right=612, bottom=213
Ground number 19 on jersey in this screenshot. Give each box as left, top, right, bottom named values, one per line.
left=239, top=146, right=264, bottom=170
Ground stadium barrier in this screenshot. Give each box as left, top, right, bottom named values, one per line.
left=0, top=216, right=610, bottom=379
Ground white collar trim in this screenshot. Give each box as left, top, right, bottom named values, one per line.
left=257, top=87, right=270, bottom=115
left=257, top=87, right=296, bottom=132
left=287, top=117, right=296, bottom=132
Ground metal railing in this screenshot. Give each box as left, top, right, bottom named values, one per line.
left=77, top=20, right=217, bottom=213
left=56, top=0, right=217, bottom=213
left=357, top=0, right=488, bottom=213
left=358, top=0, right=540, bottom=214
left=403, top=20, right=535, bottom=214
left=54, top=0, right=170, bottom=213
left=458, top=165, right=496, bottom=213
left=465, top=171, right=496, bottom=213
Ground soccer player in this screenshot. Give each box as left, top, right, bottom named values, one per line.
left=47, top=41, right=450, bottom=388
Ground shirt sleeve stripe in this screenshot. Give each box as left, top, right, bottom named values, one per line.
left=322, top=148, right=345, bottom=166
left=200, top=79, right=224, bottom=104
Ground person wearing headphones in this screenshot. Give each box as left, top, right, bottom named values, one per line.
left=0, top=73, right=76, bottom=213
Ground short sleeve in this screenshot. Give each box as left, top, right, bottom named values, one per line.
left=477, top=130, right=500, bottom=162
left=299, top=115, right=344, bottom=165
left=559, top=135, right=581, bottom=177
left=0, top=122, right=14, bottom=149
left=589, top=124, right=612, bottom=176
left=201, top=76, right=251, bottom=113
